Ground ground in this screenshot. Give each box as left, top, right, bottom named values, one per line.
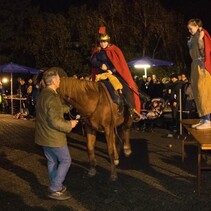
left=1, top=114, right=211, bottom=211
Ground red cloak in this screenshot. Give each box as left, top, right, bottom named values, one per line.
left=104, top=45, right=141, bottom=112
left=203, top=29, right=211, bottom=74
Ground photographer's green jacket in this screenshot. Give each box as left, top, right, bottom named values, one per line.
left=35, top=87, right=72, bottom=147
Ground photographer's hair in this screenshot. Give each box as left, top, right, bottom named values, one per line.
left=42, top=68, right=58, bottom=86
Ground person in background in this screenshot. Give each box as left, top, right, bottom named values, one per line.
left=136, top=75, right=147, bottom=94
left=26, top=78, right=34, bottom=117
left=31, top=81, right=42, bottom=116
left=177, top=74, right=182, bottom=81
left=152, top=74, right=157, bottom=81
left=168, top=73, right=183, bottom=132
left=19, top=78, right=27, bottom=98
left=161, top=77, right=171, bottom=102
left=26, top=78, right=33, bottom=96
left=187, top=18, right=211, bottom=129
left=145, top=76, right=154, bottom=99
left=181, top=73, right=188, bottom=84
left=17, top=78, right=28, bottom=115
left=90, top=26, right=142, bottom=122
left=154, top=77, right=164, bottom=98
left=35, top=68, right=78, bottom=200
left=180, top=73, right=196, bottom=117
left=183, top=78, right=197, bottom=118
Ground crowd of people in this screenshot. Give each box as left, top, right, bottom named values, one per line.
left=14, top=77, right=41, bottom=119
left=133, top=72, right=197, bottom=132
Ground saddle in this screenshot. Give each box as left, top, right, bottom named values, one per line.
left=95, top=72, right=123, bottom=91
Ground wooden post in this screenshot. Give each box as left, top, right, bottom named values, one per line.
left=10, top=72, right=13, bottom=115
left=179, top=88, right=182, bottom=136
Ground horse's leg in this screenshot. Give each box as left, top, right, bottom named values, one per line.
left=123, top=127, right=132, bottom=157
left=86, top=127, right=97, bottom=177
left=105, top=127, right=119, bottom=181
left=113, top=141, right=119, bottom=166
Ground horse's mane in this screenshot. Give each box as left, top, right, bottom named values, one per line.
left=59, top=77, right=100, bottom=99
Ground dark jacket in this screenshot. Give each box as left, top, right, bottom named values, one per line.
left=169, top=80, right=183, bottom=104
left=35, top=87, right=72, bottom=147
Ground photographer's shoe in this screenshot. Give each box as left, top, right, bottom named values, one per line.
left=48, top=188, right=71, bottom=201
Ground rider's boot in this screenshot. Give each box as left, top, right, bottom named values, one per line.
left=129, top=108, right=142, bottom=122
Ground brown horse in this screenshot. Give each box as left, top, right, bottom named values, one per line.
left=58, top=77, right=133, bottom=181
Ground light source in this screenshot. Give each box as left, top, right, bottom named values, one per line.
left=1, top=75, right=13, bottom=114
left=2, top=77, right=9, bottom=84
left=134, top=64, right=151, bottom=77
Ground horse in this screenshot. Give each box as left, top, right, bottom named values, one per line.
left=58, top=77, right=133, bottom=181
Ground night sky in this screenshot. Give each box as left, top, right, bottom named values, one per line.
left=32, top=0, right=98, bottom=12
left=161, top=0, right=211, bottom=32
left=32, top=0, right=211, bottom=32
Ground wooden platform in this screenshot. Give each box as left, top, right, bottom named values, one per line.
left=181, top=119, right=211, bottom=196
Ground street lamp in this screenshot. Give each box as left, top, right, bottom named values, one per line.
left=0, top=77, right=9, bottom=112
left=1, top=76, right=13, bottom=114
left=134, top=64, right=151, bottom=77
left=2, top=77, right=9, bottom=84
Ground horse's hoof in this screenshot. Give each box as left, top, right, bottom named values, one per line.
left=124, top=147, right=132, bottom=157
left=88, top=168, right=97, bottom=177
left=114, top=159, right=119, bottom=166
left=110, top=174, right=118, bottom=181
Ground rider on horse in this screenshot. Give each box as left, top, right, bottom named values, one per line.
left=90, top=27, right=142, bottom=122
